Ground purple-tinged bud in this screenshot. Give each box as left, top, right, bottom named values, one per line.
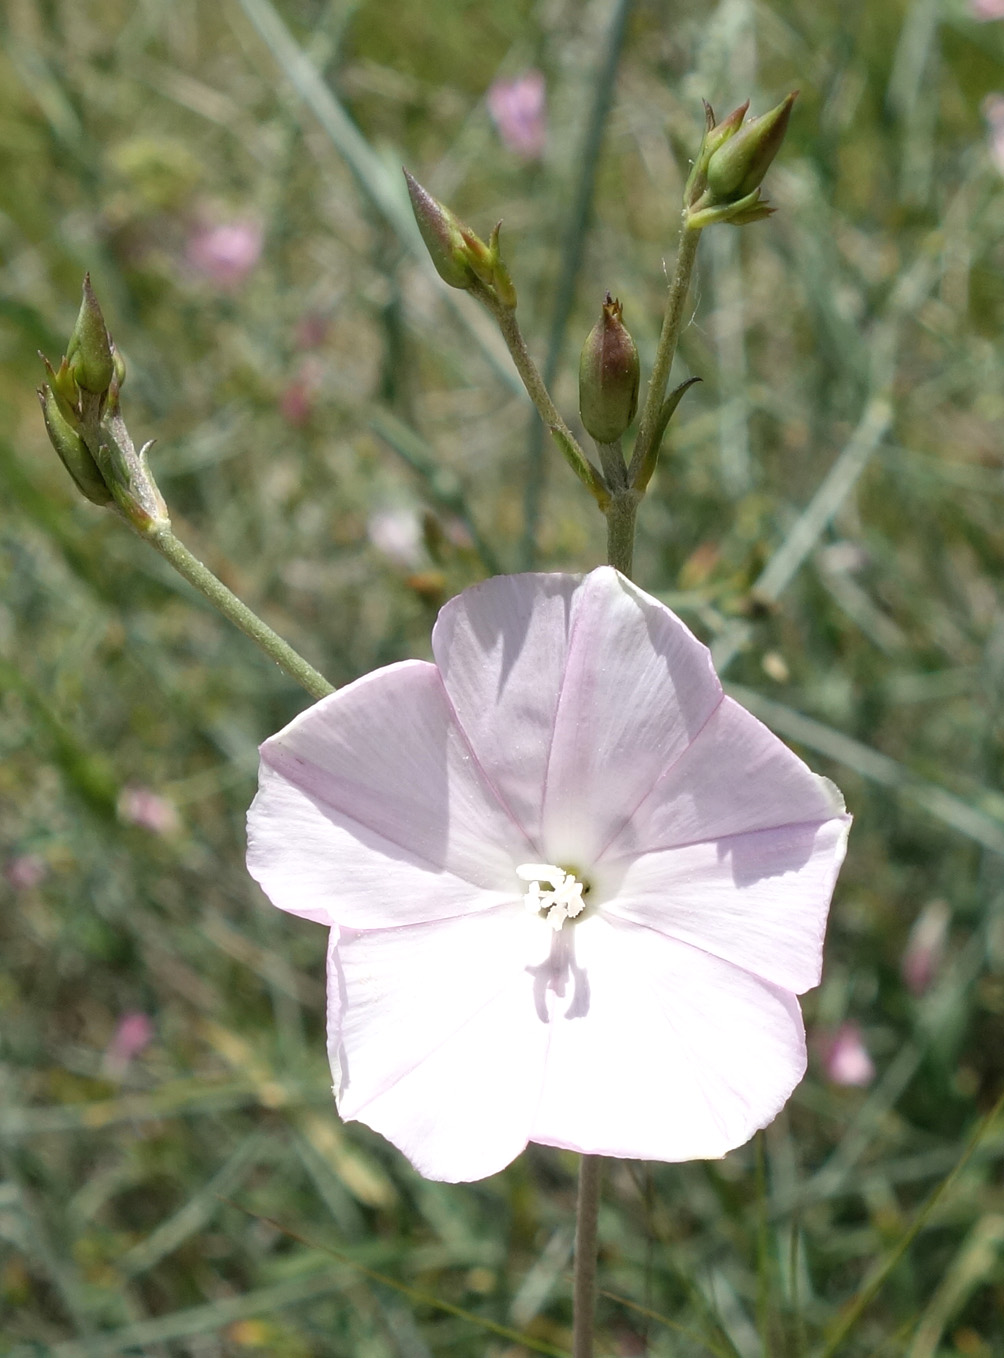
left=404, top=170, right=479, bottom=289
left=37, top=383, right=113, bottom=506
left=578, top=294, right=640, bottom=444
left=403, top=170, right=518, bottom=309
left=705, top=92, right=797, bottom=202
left=66, top=274, right=115, bottom=395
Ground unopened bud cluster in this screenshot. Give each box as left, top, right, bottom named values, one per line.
left=37, top=277, right=167, bottom=532
left=684, top=92, right=797, bottom=229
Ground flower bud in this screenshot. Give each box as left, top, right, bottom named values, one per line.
left=37, top=383, right=113, bottom=506
left=578, top=294, right=640, bottom=445
left=66, top=274, right=115, bottom=395
left=404, top=170, right=479, bottom=289
left=704, top=92, right=797, bottom=202
left=684, top=99, right=749, bottom=207
left=403, top=170, right=517, bottom=309
left=685, top=93, right=796, bottom=229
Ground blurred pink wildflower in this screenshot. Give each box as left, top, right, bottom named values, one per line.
left=118, top=785, right=180, bottom=836
left=970, top=0, right=1004, bottom=19
left=5, top=853, right=47, bottom=890
left=487, top=71, right=547, bottom=160
left=248, top=569, right=849, bottom=1182
left=821, top=1022, right=875, bottom=1087
left=187, top=219, right=263, bottom=289
left=102, top=1011, right=154, bottom=1079
left=902, top=899, right=950, bottom=996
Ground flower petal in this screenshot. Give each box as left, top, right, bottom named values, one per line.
left=247, top=660, right=532, bottom=928
left=327, top=909, right=551, bottom=1182
left=433, top=568, right=722, bottom=859
left=432, top=572, right=582, bottom=844
left=593, top=696, right=849, bottom=990
left=605, top=695, right=846, bottom=857
left=599, top=816, right=849, bottom=992
left=539, top=571, right=723, bottom=861
left=531, top=914, right=806, bottom=1161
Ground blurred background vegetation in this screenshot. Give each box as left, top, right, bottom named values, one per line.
left=2, top=0, right=1004, bottom=1353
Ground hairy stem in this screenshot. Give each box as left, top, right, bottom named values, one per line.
left=605, top=491, right=640, bottom=578
left=480, top=290, right=607, bottom=506
left=147, top=524, right=335, bottom=701
left=629, top=221, right=701, bottom=484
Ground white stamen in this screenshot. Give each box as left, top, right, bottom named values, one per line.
left=516, top=862, right=587, bottom=929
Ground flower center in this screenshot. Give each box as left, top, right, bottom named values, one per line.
left=516, top=862, right=590, bottom=931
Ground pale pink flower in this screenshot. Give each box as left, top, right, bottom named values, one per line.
left=821, top=1022, right=875, bottom=1087
left=4, top=853, right=47, bottom=890
left=982, top=95, right=1004, bottom=176
left=279, top=357, right=324, bottom=427
left=901, top=899, right=950, bottom=996
left=102, top=1011, right=154, bottom=1079
left=247, top=569, right=849, bottom=1182
left=487, top=71, right=547, bottom=160
left=971, top=0, right=1004, bottom=19
left=187, top=219, right=264, bottom=288
left=118, top=785, right=180, bottom=836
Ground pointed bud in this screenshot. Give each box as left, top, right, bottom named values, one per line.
left=403, top=170, right=479, bottom=289
left=37, top=384, right=113, bottom=506
left=578, top=294, right=640, bottom=444
left=684, top=99, right=750, bottom=207
left=66, top=275, right=115, bottom=395
left=705, top=92, right=796, bottom=202
left=403, top=170, right=518, bottom=309
left=686, top=93, right=796, bottom=228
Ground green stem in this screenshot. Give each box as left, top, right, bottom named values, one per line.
left=605, top=491, right=640, bottom=578
left=595, top=440, right=628, bottom=493
left=572, top=1155, right=603, bottom=1358
left=146, top=523, right=335, bottom=701
left=629, top=220, right=701, bottom=486
left=480, top=289, right=607, bottom=507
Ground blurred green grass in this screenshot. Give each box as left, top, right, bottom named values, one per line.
left=2, top=0, right=1004, bottom=1353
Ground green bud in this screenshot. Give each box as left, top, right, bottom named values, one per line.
left=403, top=169, right=479, bottom=289
left=578, top=294, right=640, bottom=445
left=685, top=99, right=750, bottom=207
left=40, top=353, right=82, bottom=428
left=403, top=170, right=517, bottom=309
left=685, top=92, right=796, bottom=229
left=705, top=92, right=796, bottom=202
left=37, top=384, right=113, bottom=506
left=66, top=275, right=115, bottom=395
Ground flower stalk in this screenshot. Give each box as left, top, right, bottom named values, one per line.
left=146, top=527, right=335, bottom=701
left=628, top=219, right=702, bottom=490
left=573, top=1155, right=603, bottom=1358
left=479, top=284, right=610, bottom=509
